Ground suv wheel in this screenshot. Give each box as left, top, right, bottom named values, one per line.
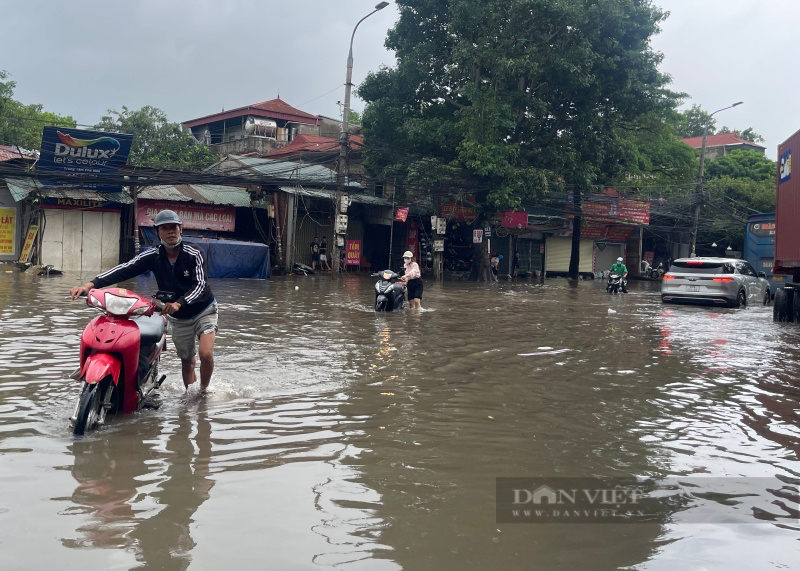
left=733, top=289, right=746, bottom=308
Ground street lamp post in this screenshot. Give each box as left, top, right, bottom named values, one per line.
left=333, top=1, right=389, bottom=273
left=689, top=101, right=743, bottom=257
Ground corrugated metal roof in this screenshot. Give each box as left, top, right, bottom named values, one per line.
left=226, top=156, right=364, bottom=189
left=137, top=184, right=260, bottom=208
left=3, top=177, right=37, bottom=201
left=2, top=177, right=133, bottom=203
left=279, top=186, right=391, bottom=206
left=39, top=187, right=133, bottom=204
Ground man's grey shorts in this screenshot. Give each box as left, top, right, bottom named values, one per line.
left=168, top=303, right=218, bottom=360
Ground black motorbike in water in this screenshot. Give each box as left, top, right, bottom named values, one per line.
left=372, top=269, right=406, bottom=311
left=607, top=273, right=624, bottom=294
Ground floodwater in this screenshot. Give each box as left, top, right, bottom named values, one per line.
left=0, top=268, right=798, bottom=570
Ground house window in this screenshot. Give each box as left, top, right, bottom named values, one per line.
left=374, top=182, right=384, bottom=198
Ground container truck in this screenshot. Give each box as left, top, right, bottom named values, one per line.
left=744, top=213, right=789, bottom=288
left=773, top=128, right=800, bottom=321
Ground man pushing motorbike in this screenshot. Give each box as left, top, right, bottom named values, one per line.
left=69, top=209, right=218, bottom=393
left=609, top=256, right=629, bottom=293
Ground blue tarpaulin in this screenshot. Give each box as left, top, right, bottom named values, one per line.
left=141, top=228, right=270, bottom=279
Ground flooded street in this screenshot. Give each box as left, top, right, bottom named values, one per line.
left=0, top=269, right=798, bottom=570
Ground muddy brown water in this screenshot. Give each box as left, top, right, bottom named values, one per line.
left=0, top=269, right=798, bottom=570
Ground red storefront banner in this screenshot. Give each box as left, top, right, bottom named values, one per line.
left=566, top=198, right=650, bottom=225
left=137, top=201, right=236, bottom=232
left=346, top=240, right=361, bottom=266
left=440, top=201, right=477, bottom=221
left=499, top=210, right=528, bottom=228
left=406, top=219, right=418, bottom=258
left=553, top=222, right=634, bottom=241
left=394, top=207, right=409, bottom=222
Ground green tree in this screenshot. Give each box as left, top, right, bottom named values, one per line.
left=705, top=149, right=774, bottom=182
left=347, top=109, right=362, bottom=125
left=674, top=104, right=716, bottom=138
left=95, top=105, right=215, bottom=170
left=0, top=70, right=76, bottom=149
left=360, top=0, right=681, bottom=279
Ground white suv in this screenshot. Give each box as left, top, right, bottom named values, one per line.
left=661, top=257, right=771, bottom=307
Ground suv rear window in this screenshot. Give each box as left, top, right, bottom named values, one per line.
left=671, top=262, right=735, bottom=274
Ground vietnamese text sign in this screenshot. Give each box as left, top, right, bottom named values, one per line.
left=346, top=240, right=361, bottom=266
left=38, top=127, right=133, bottom=192
left=137, top=201, right=236, bottom=232
left=394, top=207, right=409, bottom=222
left=0, top=208, right=15, bottom=255
left=18, top=224, right=38, bottom=264
left=473, top=229, right=483, bottom=243
left=566, top=198, right=650, bottom=225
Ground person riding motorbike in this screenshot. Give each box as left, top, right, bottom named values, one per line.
left=609, top=257, right=629, bottom=293
left=69, top=209, right=218, bottom=392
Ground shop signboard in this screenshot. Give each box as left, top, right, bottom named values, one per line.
left=137, top=201, right=235, bottom=232
left=566, top=198, right=650, bottom=225
left=346, top=240, right=362, bottom=266
left=38, top=127, right=133, bottom=192
left=394, top=207, right=409, bottom=222
left=0, top=208, right=15, bottom=255
left=18, top=224, right=38, bottom=264
left=499, top=210, right=528, bottom=228
left=407, top=219, right=419, bottom=257
left=473, top=229, right=483, bottom=243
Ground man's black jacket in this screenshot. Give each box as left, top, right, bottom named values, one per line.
left=91, top=242, right=214, bottom=319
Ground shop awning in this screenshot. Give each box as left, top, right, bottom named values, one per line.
left=3, top=177, right=132, bottom=204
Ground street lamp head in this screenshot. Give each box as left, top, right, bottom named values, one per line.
left=375, top=1, right=389, bottom=9
left=712, top=242, right=718, bottom=248
left=732, top=101, right=743, bottom=107
left=726, top=245, right=732, bottom=251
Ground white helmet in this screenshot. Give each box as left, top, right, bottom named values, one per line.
left=616, top=257, right=623, bottom=262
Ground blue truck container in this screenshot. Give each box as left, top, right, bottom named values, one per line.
left=744, top=213, right=789, bottom=287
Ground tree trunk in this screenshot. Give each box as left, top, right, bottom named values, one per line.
left=568, top=186, right=582, bottom=279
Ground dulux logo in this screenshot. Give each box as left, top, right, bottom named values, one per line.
left=53, top=131, right=121, bottom=159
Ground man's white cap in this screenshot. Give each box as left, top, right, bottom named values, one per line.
left=617, top=257, right=623, bottom=262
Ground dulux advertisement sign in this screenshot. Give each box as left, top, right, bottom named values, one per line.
left=38, top=126, right=133, bottom=191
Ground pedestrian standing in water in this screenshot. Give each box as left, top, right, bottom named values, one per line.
left=512, top=250, right=520, bottom=278
left=402, top=250, right=423, bottom=309
left=319, top=235, right=331, bottom=271
left=69, top=209, right=218, bottom=393
left=310, top=236, right=320, bottom=271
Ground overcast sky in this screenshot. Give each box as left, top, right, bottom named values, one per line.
left=2, top=0, right=798, bottom=159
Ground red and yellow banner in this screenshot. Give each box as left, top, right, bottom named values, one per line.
left=346, top=240, right=361, bottom=266
left=0, top=208, right=15, bottom=255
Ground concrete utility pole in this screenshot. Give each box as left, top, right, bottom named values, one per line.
left=689, top=101, right=743, bottom=257
left=334, top=1, right=389, bottom=273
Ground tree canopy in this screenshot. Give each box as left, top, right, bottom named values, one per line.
left=95, top=105, right=216, bottom=170
left=359, top=0, right=690, bottom=278
left=674, top=103, right=764, bottom=143
left=0, top=70, right=76, bottom=150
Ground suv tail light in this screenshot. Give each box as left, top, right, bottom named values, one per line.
left=712, top=277, right=734, bottom=282
left=662, top=275, right=675, bottom=280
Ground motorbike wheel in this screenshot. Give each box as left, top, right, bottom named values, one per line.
left=72, top=378, right=112, bottom=436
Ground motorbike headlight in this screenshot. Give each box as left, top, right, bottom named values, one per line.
left=104, top=293, right=137, bottom=316
left=383, top=272, right=392, bottom=280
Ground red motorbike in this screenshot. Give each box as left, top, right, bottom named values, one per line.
left=70, top=288, right=168, bottom=435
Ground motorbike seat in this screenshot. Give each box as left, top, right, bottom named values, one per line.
left=136, top=314, right=167, bottom=344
